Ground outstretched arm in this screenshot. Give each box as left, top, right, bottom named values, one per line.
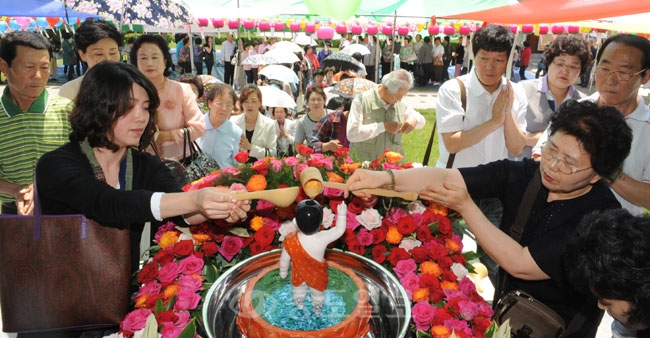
left=318, top=203, right=348, bottom=243
left=279, top=248, right=290, bottom=278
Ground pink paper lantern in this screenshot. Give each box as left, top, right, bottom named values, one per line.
left=259, top=21, right=271, bottom=31
left=197, top=18, right=209, bottom=27
left=335, top=23, right=347, bottom=34
left=381, top=25, right=393, bottom=35
left=290, top=22, right=301, bottom=32
left=350, top=24, right=362, bottom=35
left=274, top=22, right=285, bottom=31
left=428, top=25, right=439, bottom=35
left=459, top=25, right=471, bottom=35
left=227, top=19, right=239, bottom=29
left=508, top=24, right=518, bottom=34
left=397, top=26, right=409, bottom=36
left=305, top=22, right=316, bottom=33
left=551, top=24, right=565, bottom=34
left=366, top=25, right=378, bottom=35
left=521, top=24, right=534, bottom=34
left=567, top=25, right=580, bottom=33
left=243, top=20, right=255, bottom=30
left=316, top=26, right=334, bottom=40
left=212, top=18, right=224, bottom=28
left=539, top=24, right=549, bottom=34
left=443, top=26, right=456, bottom=35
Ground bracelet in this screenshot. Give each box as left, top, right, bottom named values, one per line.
left=386, top=168, right=396, bottom=190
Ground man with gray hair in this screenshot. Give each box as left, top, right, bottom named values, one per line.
left=346, top=69, right=425, bottom=162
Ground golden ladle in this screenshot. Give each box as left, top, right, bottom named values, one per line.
left=231, top=187, right=300, bottom=208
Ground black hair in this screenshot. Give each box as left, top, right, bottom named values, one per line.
left=0, top=31, right=51, bottom=67
left=434, top=36, right=441, bottom=42
left=205, top=83, right=237, bottom=105
left=567, top=209, right=650, bottom=329
left=544, top=35, right=591, bottom=76
left=74, top=20, right=123, bottom=53
left=176, top=73, right=204, bottom=99
left=351, top=52, right=363, bottom=62
left=69, top=62, right=159, bottom=152
left=239, top=84, right=265, bottom=114
left=313, top=67, right=325, bottom=77
left=305, top=85, right=326, bottom=102
left=326, top=96, right=345, bottom=110
left=522, top=41, right=530, bottom=47
left=597, top=34, right=650, bottom=78
left=130, top=34, right=174, bottom=77
left=423, top=36, right=431, bottom=44
left=194, top=37, right=202, bottom=45
left=472, top=24, right=514, bottom=56
left=548, top=99, right=631, bottom=178
left=295, top=199, right=323, bottom=235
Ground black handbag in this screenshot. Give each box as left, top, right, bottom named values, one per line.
left=181, top=128, right=219, bottom=183
left=414, top=63, right=424, bottom=78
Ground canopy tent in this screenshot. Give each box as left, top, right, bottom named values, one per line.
left=0, top=0, right=96, bottom=18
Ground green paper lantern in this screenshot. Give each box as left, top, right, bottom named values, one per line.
left=304, top=0, right=362, bottom=22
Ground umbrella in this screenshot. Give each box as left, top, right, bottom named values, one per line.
left=331, top=78, right=377, bottom=98
left=322, top=52, right=361, bottom=72
left=341, top=43, right=371, bottom=56
left=259, top=65, right=299, bottom=84
left=259, top=85, right=296, bottom=109
left=269, top=41, right=303, bottom=53
left=293, top=35, right=318, bottom=47
left=263, top=49, right=300, bottom=64
left=242, top=53, right=275, bottom=65
left=63, top=0, right=194, bottom=27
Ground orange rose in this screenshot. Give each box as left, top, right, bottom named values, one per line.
left=326, top=171, right=345, bottom=183
left=384, top=151, right=403, bottom=164
left=339, top=162, right=361, bottom=175
left=412, top=287, right=430, bottom=303
left=444, top=238, right=460, bottom=254
left=159, top=231, right=179, bottom=250
left=440, top=280, right=459, bottom=291
left=385, top=226, right=403, bottom=244
left=250, top=216, right=265, bottom=231
left=420, top=261, right=442, bottom=277
left=427, top=202, right=449, bottom=216
left=192, top=233, right=211, bottom=245
left=246, top=174, right=267, bottom=192
left=163, top=284, right=181, bottom=300
left=431, top=325, right=451, bottom=338
left=134, top=294, right=149, bottom=308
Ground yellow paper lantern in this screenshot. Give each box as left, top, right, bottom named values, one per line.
left=417, top=23, right=424, bottom=32
left=580, top=26, right=592, bottom=33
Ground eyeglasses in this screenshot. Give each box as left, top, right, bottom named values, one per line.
left=551, top=60, right=581, bottom=72
left=212, top=102, right=234, bottom=110
left=595, top=66, right=646, bottom=81
left=541, top=142, right=592, bottom=175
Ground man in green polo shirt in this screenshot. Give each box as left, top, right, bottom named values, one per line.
left=0, top=31, right=71, bottom=215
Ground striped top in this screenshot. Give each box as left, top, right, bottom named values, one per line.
left=0, top=88, right=71, bottom=202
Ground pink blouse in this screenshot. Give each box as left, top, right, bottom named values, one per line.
left=155, top=80, right=206, bottom=160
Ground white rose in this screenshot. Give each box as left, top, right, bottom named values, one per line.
left=278, top=220, right=298, bottom=241
left=451, top=262, right=469, bottom=281
left=356, top=208, right=383, bottom=230
left=408, top=200, right=427, bottom=214
left=399, top=238, right=422, bottom=251
left=322, top=207, right=335, bottom=229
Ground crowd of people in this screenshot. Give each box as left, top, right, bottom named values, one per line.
left=1, top=18, right=650, bottom=338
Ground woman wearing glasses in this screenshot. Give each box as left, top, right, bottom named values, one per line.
left=518, top=36, right=590, bottom=159
left=347, top=99, right=632, bottom=337
left=196, top=83, right=242, bottom=168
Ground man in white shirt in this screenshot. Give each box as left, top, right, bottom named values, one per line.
left=363, top=35, right=377, bottom=82
left=221, top=33, right=236, bottom=85
left=347, top=69, right=425, bottom=162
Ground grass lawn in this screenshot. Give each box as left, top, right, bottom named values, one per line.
left=402, top=109, right=438, bottom=166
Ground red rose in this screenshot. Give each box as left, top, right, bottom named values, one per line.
left=472, top=316, right=493, bottom=336
left=415, top=225, right=432, bottom=243
left=370, top=228, right=386, bottom=244
left=234, top=151, right=249, bottom=163
left=144, top=293, right=165, bottom=309
left=173, top=240, right=194, bottom=257
left=348, top=197, right=365, bottom=214
left=387, top=247, right=410, bottom=267
left=451, top=253, right=466, bottom=265
left=442, top=270, right=457, bottom=282
left=428, top=242, right=448, bottom=261
left=252, top=161, right=269, bottom=176
left=438, top=256, right=454, bottom=270
left=201, top=242, right=218, bottom=257
left=333, top=147, right=350, bottom=158
left=346, top=239, right=365, bottom=256
left=435, top=214, right=453, bottom=237
left=155, top=310, right=178, bottom=324
left=396, top=215, right=418, bottom=235
left=430, top=289, right=446, bottom=304
left=137, top=261, right=159, bottom=284
left=153, top=249, right=175, bottom=266
left=254, top=226, right=276, bottom=246
left=371, top=245, right=387, bottom=264
left=249, top=242, right=265, bottom=256
left=409, top=246, right=429, bottom=264
left=431, top=303, right=453, bottom=324
left=328, top=198, right=344, bottom=211
left=419, top=273, right=440, bottom=289
left=297, top=144, right=314, bottom=156
left=421, top=209, right=437, bottom=227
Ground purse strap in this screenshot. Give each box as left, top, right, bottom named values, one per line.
left=446, top=78, right=466, bottom=169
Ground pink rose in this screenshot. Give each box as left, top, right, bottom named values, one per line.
left=393, top=259, right=417, bottom=279
left=218, top=236, right=243, bottom=261
left=161, top=323, right=184, bottom=338
left=174, top=289, right=202, bottom=311
left=399, top=238, right=422, bottom=252
left=323, top=186, right=344, bottom=198
left=174, top=311, right=191, bottom=327
left=458, top=300, right=479, bottom=321
left=179, top=254, right=204, bottom=275
left=158, top=262, right=183, bottom=283
left=386, top=207, right=409, bottom=224
left=256, top=200, right=275, bottom=213
left=357, top=228, right=374, bottom=247
left=399, top=272, right=420, bottom=299
left=229, top=183, right=247, bottom=192
left=443, top=318, right=471, bottom=335
left=408, top=200, right=427, bottom=214
left=136, top=280, right=161, bottom=298
left=154, top=221, right=177, bottom=243
left=264, top=215, right=281, bottom=231
left=270, top=159, right=283, bottom=172
left=346, top=210, right=360, bottom=231
left=411, top=301, right=436, bottom=331
left=283, top=156, right=299, bottom=166
left=120, top=308, right=151, bottom=332
left=178, top=275, right=203, bottom=292
left=356, top=208, right=383, bottom=230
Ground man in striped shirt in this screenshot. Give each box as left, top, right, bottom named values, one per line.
left=0, top=31, right=71, bottom=215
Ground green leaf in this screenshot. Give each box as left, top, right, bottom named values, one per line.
left=463, top=251, right=482, bottom=261
left=178, top=320, right=197, bottom=338
left=176, top=226, right=193, bottom=237
left=416, top=329, right=433, bottom=338
left=141, top=314, right=159, bottom=338
left=228, top=227, right=251, bottom=237
left=155, top=298, right=164, bottom=314
left=203, top=264, right=219, bottom=283
left=165, top=295, right=177, bottom=311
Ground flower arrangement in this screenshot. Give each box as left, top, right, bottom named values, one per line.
left=112, top=146, right=509, bottom=338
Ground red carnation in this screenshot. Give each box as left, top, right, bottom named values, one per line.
left=370, top=228, right=386, bottom=244
left=254, top=226, right=276, bottom=246
left=234, top=151, right=249, bottom=163
left=201, top=242, right=218, bottom=257
left=387, top=247, right=410, bottom=267
left=396, top=215, right=418, bottom=235
left=348, top=197, right=365, bottom=214
left=371, top=245, right=387, bottom=264
left=173, top=240, right=194, bottom=257
left=137, top=261, right=159, bottom=284
left=297, top=144, right=314, bottom=156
